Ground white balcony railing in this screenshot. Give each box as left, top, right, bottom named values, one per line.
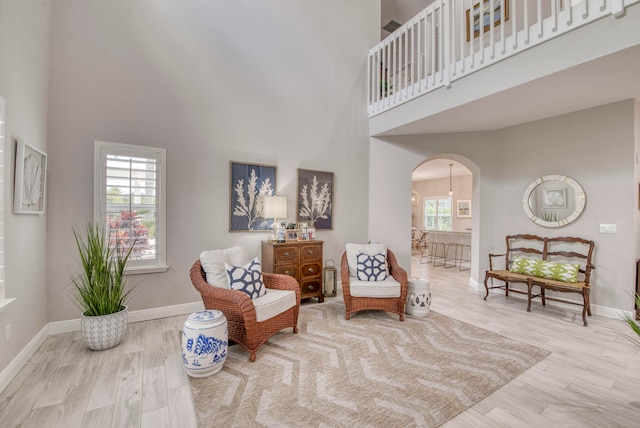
left=368, top=0, right=638, bottom=117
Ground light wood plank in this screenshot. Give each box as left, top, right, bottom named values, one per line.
left=1, top=257, right=639, bottom=427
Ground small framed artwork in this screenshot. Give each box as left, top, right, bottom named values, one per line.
left=466, top=0, right=510, bottom=41
left=229, top=161, right=277, bottom=231
left=297, top=232, right=310, bottom=241
left=14, top=141, right=47, bottom=214
left=543, top=188, right=567, bottom=209
left=286, top=230, right=299, bottom=241
left=456, top=199, right=472, bottom=218
left=297, top=169, right=333, bottom=230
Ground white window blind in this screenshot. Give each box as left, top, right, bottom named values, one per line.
left=94, top=141, right=167, bottom=274
left=423, top=197, right=452, bottom=231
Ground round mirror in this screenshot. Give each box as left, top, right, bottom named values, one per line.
left=522, top=174, right=586, bottom=228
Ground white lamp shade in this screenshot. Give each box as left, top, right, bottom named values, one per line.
left=263, top=196, right=287, bottom=219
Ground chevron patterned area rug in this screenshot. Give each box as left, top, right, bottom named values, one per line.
left=188, top=302, right=549, bottom=427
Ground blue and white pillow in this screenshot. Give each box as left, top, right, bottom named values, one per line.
left=356, top=252, right=388, bottom=281
left=225, top=257, right=266, bottom=299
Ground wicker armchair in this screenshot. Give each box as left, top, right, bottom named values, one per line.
left=341, top=249, right=408, bottom=321
left=190, top=260, right=301, bottom=362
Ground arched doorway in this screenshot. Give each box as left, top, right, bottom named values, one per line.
left=410, top=155, right=479, bottom=288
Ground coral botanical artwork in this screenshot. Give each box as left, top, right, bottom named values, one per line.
left=229, top=162, right=276, bottom=231
left=297, top=169, right=333, bottom=230
left=14, top=141, right=47, bottom=214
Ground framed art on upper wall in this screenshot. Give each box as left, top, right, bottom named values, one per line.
left=229, top=161, right=277, bottom=231
left=14, top=141, right=47, bottom=214
left=297, top=168, right=333, bottom=230
left=466, top=0, right=510, bottom=41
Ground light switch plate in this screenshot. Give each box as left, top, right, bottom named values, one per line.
left=599, top=224, right=616, bottom=234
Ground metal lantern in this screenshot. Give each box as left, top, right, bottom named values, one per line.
left=323, top=259, right=337, bottom=297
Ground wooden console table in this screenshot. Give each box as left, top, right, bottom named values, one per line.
left=262, top=240, right=324, bottom=302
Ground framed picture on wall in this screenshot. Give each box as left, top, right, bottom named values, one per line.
left=456, top=199, right=472, bottom=218
left=466, top=0, right=510, bottom=41
left=229, top=161, right=277, bottom=231
left=14, top=141, right=47, bottom=215
left=542, top=188, right=567, bottom=209
left=297, top=168, right=333, bottom=230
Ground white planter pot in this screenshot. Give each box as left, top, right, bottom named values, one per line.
left=81, top=305, right=128, bottom=351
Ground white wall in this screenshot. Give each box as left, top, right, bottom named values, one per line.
left=0, top=0, right=52, bottom=373
left=45, top=0, right=380, bottom=322
left=371, top=100, right=637, bottom=313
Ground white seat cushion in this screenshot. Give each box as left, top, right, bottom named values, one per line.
left=252, top=288, right=297, bottom=322
left=200, top=246, right=251, bottom=288
left=349, top=275, right=401, bottom=298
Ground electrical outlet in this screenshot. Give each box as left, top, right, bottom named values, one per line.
left=5, top=324, right=11, bottom=342
left=599, top=224, right=617, bottom=234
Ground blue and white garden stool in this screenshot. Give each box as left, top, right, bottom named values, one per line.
left=406, top=278, right=431, bottom=317
left=182, top=310, right=228, bottom=378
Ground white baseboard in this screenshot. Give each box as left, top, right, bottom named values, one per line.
left=2, top=301, right=204, bottom=394
left=48, top=301, right=204, bottom=335
left=0, top=324, right=49, bottom=394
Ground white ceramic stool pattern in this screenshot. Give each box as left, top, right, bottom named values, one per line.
left=406, top=278, right=431, bottom=317
left=182, top=310, right=228, bottom=377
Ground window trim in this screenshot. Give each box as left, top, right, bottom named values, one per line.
left=423, top=196, right=452, bottom=231
left=0, top=96, right=15, bottom=311
left=94, top=140, right=168, bottom=274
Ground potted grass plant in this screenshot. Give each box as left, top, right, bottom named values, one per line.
left=71, top=223, right=136, bottom=351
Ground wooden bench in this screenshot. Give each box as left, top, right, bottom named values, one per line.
left=484, top=234, right=595, bottom=326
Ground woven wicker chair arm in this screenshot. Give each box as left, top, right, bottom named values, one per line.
left=340, top=251, right=351, bottom=297
left=387, top=249, right=408, bottom=293
left=190, top=260, right=257, bottom=324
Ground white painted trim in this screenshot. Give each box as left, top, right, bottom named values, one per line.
left=128, top=301, right=203, bottom=323
left=49, top=301, right=204, bottom=335
left=468, top=277, right=480, bottom=291
left=0, top=324, right=49, bottom=394
left=0, top=297, right=16, bottom=312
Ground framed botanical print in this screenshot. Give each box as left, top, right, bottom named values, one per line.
left=297, top=168, right=333, bottom=230
left=14, top=141, right=47, bottom=214
left=229, top=161, right=276, bottom=231
left=543, top=188, right=567, bottom=209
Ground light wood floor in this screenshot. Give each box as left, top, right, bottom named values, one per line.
left=1, top=256, right=639, bottom=427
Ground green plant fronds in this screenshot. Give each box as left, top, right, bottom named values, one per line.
left=71, top=223, right=136, bottom=317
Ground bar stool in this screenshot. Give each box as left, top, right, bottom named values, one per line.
left=457, top=233, right=471, bottom=271
left=418, top=231, right=430, bottom=264
left=429, top=231, right=447, bottom=266
left=443, top=233, right=461, bottom=269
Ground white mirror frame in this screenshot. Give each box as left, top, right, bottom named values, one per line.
left=522, top=174, right=586, bottom=228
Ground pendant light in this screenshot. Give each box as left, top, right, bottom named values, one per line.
left=448, top=163, right=453, bottom=196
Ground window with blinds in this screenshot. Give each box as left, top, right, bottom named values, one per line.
left=94, top=141, right=167, bottom=273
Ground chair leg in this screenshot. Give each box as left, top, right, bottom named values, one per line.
left=250, top=351, right=257, bottom=362
left=527, top=280, right=533, bottom=312
left=483, top=275, right=490, bottom=300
